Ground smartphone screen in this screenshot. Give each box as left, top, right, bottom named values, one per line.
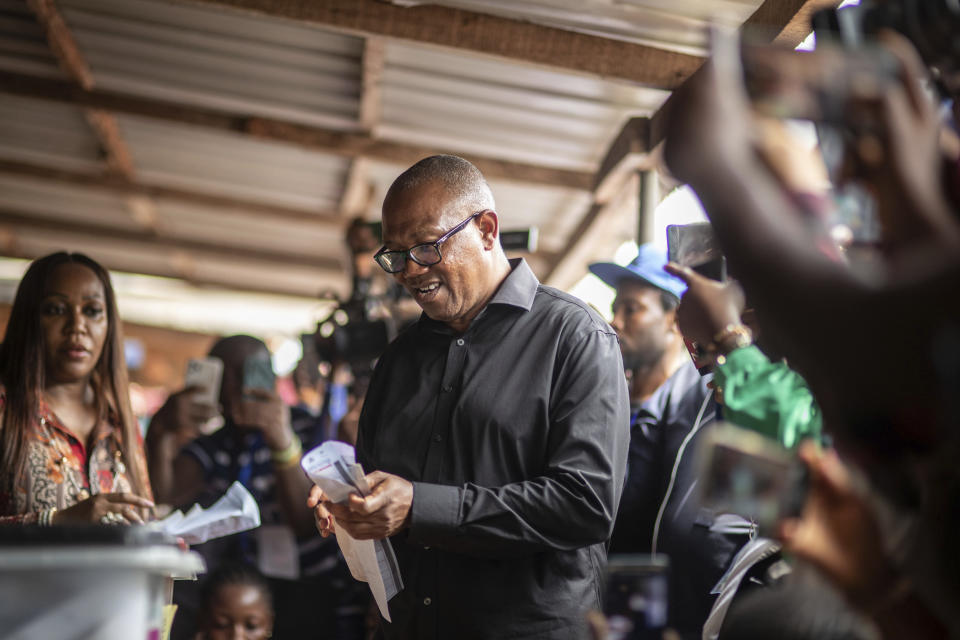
left=696, top=423, right=808, bottom=535
left=667, top=222, right=727, bottom=282
left=242, top=352, right=276, bottom=396
left=185, top=357, right=223, bottom=409
left=604, top=554, right=669, bottom=640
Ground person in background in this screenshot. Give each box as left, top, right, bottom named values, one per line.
left=589, top=244, right=691, bottom=409
left=593, top=242, right=827, bottom=638
left=591, top=246, right=729, bottom=638
left=587, top=244, right=697, bottom=557
left=663, top=27, right=960, bottom=638
left=663, top=263, right=823, bottom=449
left=0, top=251, right=154, bottom=525
left=310, top=154, right=629, bottom=640
left=148, top=335, right=365, bottom=640
left=195, top=562, right=274, bottom=640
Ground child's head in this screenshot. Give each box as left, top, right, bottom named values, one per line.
left=197, top=563, right=274, bottom=640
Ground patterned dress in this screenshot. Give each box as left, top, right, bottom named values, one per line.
left=0, top=396, right=152, bottom=524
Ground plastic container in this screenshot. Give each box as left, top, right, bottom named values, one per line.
left=0, top=526, right=205, bottom=640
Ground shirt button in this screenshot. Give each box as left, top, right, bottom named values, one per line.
left=432, top=434, right=443, bottom=443
left=456, top=338, right=464, bottom=346
left=423, top=597, right=432, bottom=606
left=441, top=386, right=452, bottom=393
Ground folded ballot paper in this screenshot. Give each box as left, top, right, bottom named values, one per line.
left=156, top=481, right=261, bottom=545
left=300, top=441, right=403, bottom=622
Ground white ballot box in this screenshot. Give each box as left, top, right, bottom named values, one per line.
left=0, top=527, right=205, bottom=640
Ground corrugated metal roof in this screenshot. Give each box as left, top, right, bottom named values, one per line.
left=378, top=41, right=669, bottom=171
left=116, top=114, right=351, bottom=211
left=152, top=199, right=344, bottom=255
left=60, top=0, right=365, bottom=129
left=0, top=94, right=104, bottom=170
left=0, top=173, right=134, bottom=226
left=0, top=0, right=801, bottom=335
left=0, top=0, right=67, bottom=79
left=393, top=0, right=762, bottom=55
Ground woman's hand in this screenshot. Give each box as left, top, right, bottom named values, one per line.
left=53, top=492, right=155, bottom=525
left=307, top=485, right=336, bottom=538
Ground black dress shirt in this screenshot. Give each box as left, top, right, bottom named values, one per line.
left=357, top=259, right=630, bottom=640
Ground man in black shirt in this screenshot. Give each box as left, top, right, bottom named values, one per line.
left=309, top=155, right=629, bottom=640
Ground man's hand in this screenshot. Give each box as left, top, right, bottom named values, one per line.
left=232, top=387, right=293, bottom=451
left=323, top=471, right=413, bottom=541
left=664, top=263, right=746, bottom=350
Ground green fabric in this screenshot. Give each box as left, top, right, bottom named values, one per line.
left=713, top=345, right=822, bottom=449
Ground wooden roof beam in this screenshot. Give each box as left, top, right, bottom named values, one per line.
left=26, top=0, right=136, bottom=180
left=0, top=241, right=335, bottom=299
left=0, top=71, right=594, bottom=191
left=339, top=36, right=386, bottom=219
left=0, top=207, right=342, bottom=271
left=544, top=0, right=843, bottom=286
left=184, top=0, right=703, bottom=90
left=0, top=159, right=344, bottom=229
left=25, top=0, right=93, bottom=89
left=650, top=0, right=844, bottom=149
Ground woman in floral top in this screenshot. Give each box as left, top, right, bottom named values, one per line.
left=0, top=252, right=153, bottom=525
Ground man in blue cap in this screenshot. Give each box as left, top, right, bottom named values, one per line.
left=589, top=244, right=690, bottom=409
left=591, top=245, right=744, bottom=639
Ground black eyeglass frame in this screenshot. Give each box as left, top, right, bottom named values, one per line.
left=373, top=210, right=485, bottom=274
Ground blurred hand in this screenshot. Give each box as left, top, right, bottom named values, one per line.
left=663, top=51, right=755, bottom=186
left=664, top=263, right=745, bottom=350
left=147, top=386, right=217, bottom=450
left=54, top=492, right=155, bottom=525
left=307, top=485, right=336, bottom=538
left=323, top=471, right=413, bottom=540
left=232, top=387, right=293, bottom=451
left=858, top=30, right=960, bottom=247
left=753, top=117, right=831, bottom=196
left=778, top=442, right=900, bottom=610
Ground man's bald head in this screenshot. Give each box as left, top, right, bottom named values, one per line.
left=383, top=155, right=494, bottom=226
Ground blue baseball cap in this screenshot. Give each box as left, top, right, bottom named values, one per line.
left=589, top=244, right=687, bottom=300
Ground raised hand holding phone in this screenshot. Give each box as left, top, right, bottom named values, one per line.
left=232, top=353, right=293, bottom=451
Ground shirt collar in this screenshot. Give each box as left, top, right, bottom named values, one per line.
left=418, top=258, right=540, bottom=333
left=488, top=258, right=538, bottom=311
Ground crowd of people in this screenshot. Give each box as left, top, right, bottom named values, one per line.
left=1, top=15, right=958, bottom=640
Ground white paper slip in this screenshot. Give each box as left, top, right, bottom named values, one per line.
left=301, top=441, right=404, bottom=622
left=155, top=481, right=261, bottom=545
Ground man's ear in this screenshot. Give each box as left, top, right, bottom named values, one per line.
left=476, top=210, right=499, bottom=250
left=666, top=308, right=681, bottom=334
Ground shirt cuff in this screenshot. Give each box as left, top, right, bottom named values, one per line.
left=408, top=482, right=462, bottom=544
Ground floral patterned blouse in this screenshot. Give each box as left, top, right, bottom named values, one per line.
left=0, top=395, right=152, bottom=524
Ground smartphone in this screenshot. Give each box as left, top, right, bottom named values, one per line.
left=242, top=352, right=276, bottom=397
left=603, top=554, right=669, bottom=640
left=666, top=222, right=726, bottom=281
left=695, top=422, right=808, bottom=535
left=184, top=357, right=223, bottom=409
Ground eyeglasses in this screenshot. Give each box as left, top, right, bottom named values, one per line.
left=373, top=211, right=484, bottom=274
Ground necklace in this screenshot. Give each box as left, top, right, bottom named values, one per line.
left=39, top=411, right=126, bottom=504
